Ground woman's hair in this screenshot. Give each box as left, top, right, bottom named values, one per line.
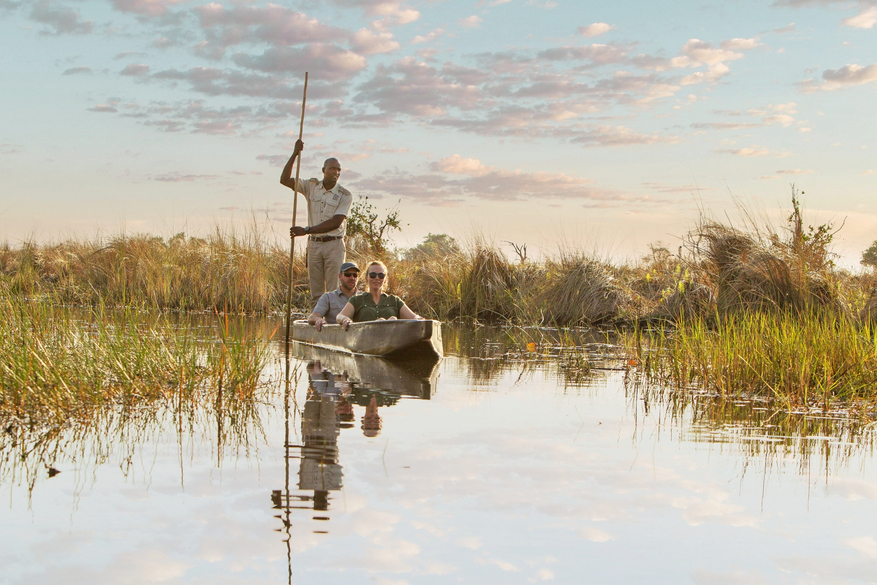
left=367, top=260, right=387, bottom=272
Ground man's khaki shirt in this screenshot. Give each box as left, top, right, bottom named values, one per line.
left=294, top=178, right=353, bottom=238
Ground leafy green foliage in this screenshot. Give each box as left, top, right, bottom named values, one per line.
left=403, top=233, right=460, bottom=261
left=345, top=195, right=402, bottom=255
left=861, top=241, right=877, bottom=267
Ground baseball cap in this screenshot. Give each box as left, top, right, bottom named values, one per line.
left=340, top=261, right=360, bottom=273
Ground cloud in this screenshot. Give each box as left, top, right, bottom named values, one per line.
left=353, top=159, right=646, bottom=206
left=108, top=0, right=189, bottom=16
left=62, top=66, right=92, bottom=75
left=327, top=0, right=419, bottom=24
left=459, top=15, right=482, bottom=28
left=680, top=38, right=746, bottom=65
left=536, top=43, right=629, bottom=64
left=411, top=28, right=445, bottom=44
left=88, top=104, right=119, bottom=113
left=695, top=102, right=799, bottom=130
left=578, top=22, right=613, bottom=37
left=121, top=63, right=150, bottom=76
left=354, top=57, right=482, bottom=117
left=433, top=154, right=494, bottom=177
left=843, top=6, right=877, bottom=28
left=715, top=146, right=783, bottom=157
left=773, top=22, right=797, bottom=34
left=721, top=37, right=762, bottom=50
left=691, top=122, right=761, bottom=130
left=351, top=28, right=400, bottom=54
left=256, top=153, right=291, bottom=166
left=642, top=182, right=713, bottom=194
left=799, top=64, right=877, bottom=92
left=30, top=0, right=94, bottom=35
left=114, top=50, right=148, bottom=60
left=152, top=171, right=219, bottom=182
left=232, top=44, right=367, bottom=80
left=760, top=169, right=814, bottom=179
left=569, top=125, right=680, bottom=147
left=194, top=4, right=344, bottom=57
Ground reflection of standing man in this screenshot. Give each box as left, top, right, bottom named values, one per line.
left=280, top=139, right=353, bottom=301
left=300, top=362, right=343, bottom=510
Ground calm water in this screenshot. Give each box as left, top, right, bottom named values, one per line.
left=3, top=325, right=877, bottom=584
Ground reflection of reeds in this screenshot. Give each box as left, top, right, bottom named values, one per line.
left=0, top=298, right=280, bottom=490
left=1, top=394, right=274, bottom=494
left=625, top=374, right=876, bottom=475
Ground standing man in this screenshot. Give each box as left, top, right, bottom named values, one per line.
left=308, top=261, right=360, bottom=331
left=280, top=139, right=353, bottom=301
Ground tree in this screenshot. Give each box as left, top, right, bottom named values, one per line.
left=345, top=196, right=402, bottom=255
left=862, top=241, right=877, bottom=267
left=403, top=233, right=460, bottom=261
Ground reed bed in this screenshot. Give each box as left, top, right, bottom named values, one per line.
left=629, top=311, right=877, bottom=410
left=4, top=198, right=877, bottom=411
left=0, top=296, right=276, bottom=426
left=1, top=198, right=870, bottom=327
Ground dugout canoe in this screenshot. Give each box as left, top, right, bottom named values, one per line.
left=291, top=319, right=443, bottom=359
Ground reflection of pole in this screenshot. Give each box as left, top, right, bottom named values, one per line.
left=283, top=372, right=292, bottom=585
left=284, top=72, right=309, bottom=360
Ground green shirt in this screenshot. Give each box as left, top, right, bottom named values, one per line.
left=349, top=292, right=405, bottom=322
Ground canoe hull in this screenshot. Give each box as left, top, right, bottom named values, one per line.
left=291, top=319, right=443, bottom=359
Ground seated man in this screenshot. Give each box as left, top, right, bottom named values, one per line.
left=309, top=262, right=360, bottom=331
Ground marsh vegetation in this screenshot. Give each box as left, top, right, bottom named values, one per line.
left=3, top=195, right=877, bottom=417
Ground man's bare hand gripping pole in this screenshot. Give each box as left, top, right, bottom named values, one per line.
left=284, top=72, right=308, bottom=358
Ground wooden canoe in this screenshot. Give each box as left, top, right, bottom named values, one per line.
left=291, top=319, right=443, bottom=359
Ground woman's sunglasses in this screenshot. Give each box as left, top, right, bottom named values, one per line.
left=368, top=272, right=386, bottom=279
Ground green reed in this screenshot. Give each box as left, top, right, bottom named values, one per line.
left=0, top=296, right=276, bottom=425
left=628, top=311, right=877, bottom=410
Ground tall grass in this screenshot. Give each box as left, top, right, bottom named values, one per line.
left=0, top=228, right=310, bottom=313
left=629, top=311, right=877, bottom=410
left=2, top=197, right=869, bottom=327
left=0, top=296, right=276, bottom=425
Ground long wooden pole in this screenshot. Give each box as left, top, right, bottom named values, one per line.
left=285, top=72, right=309, bottom=358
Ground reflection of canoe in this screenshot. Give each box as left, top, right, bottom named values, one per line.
left=294, top=343, right=441, bottom=399
left=292, top=319, right=443, bottom=359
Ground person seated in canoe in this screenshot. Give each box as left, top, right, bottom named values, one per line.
left=308, top=261, right=361, bottom=331
left=336, top=261, right=421, bottom=330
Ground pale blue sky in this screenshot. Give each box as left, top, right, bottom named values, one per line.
left=1, top=0, right=876, bottom=265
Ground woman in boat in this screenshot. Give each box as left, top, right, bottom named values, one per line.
left=336, top=260, right=421, bottom=330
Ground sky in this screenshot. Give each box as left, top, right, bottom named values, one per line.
left=1, top=0, right=876, bottom=266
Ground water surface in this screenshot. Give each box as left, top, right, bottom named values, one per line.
left=3, top=326, right=876, bottom=584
